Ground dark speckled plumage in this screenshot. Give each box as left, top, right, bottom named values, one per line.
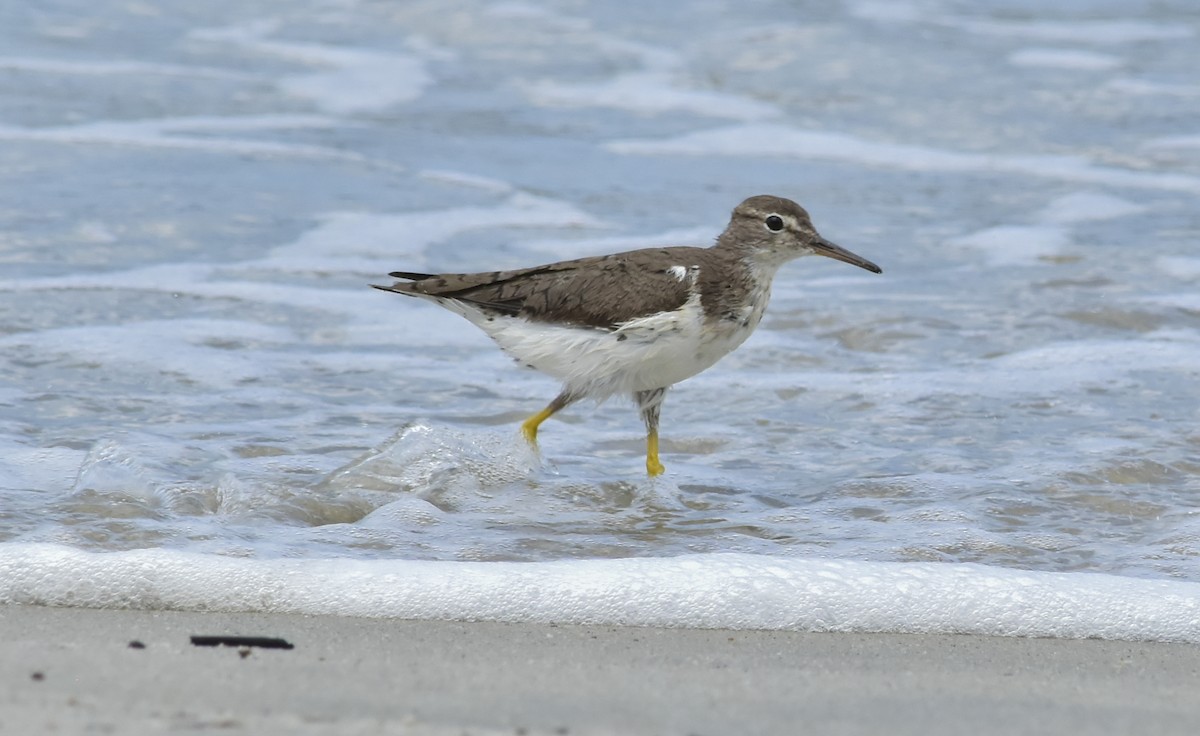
left=381, top=247, right=702, bottom=329
left=374, top=195, right=880, bottom=330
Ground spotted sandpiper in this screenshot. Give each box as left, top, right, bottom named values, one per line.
left=374, top=195, right=881, bottom=476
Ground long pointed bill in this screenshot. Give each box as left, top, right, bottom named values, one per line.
left=812, top=237, right=882, bottom=274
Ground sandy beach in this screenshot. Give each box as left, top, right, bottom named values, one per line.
left=2, top=604, right=1198, bottom=735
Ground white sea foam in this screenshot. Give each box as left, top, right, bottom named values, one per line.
left=989, top=336, right=1200, bottom=372
left=848, top=4, right=1192, bottom=44
left=190, top=20, right=438, bottom=114
left=608, top=124, right=1200, bottom=194
left=1035, top=191, right=1146, bottom=224
left=484, top=1, right=591, bottom=31
left=947, top=225, right=1071, bottom=266
left=0, top=56, right=258, bottom=80
left=943, top=191, right=1144, bottom=267
left=1008, top=48, right=1122, bottom=71
left=847, top=1, right=922, bottom=23
left=525, top=66, right=779, bottom=121
left=1144, top=133, right=1200, bottom=150
left=1, top=544, right=1197, bottom=643
left=418, top=169, right=516, bottom=194
left=1156, top=257, right=1200, bottom=280
left=0, top=115, right=373, bottom=166
left=950, top=19, right=1190, bottom=45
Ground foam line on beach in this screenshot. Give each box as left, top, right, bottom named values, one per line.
left=2, top=544, right=1197, bottom=643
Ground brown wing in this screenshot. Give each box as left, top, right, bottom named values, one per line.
left=375, top=247, right=706, bottom=329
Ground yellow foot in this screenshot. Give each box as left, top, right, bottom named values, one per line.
left=646, top=431, right=665, bottom=476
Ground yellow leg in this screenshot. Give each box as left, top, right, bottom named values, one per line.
left=636, top=388, right=668, bottom=476
left=521, top=392, right=575, bottom=446
left=646, top=429, right=665, bottom=476
left=521, top=405, right=556, bottom=445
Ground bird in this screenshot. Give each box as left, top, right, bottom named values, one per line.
left=374, top=195, right=881, bottom=476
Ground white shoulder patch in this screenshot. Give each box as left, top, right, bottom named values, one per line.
left=667, top=265, right=691, bottom=282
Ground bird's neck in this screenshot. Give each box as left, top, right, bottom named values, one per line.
left=698, top=246, right=779, bottom=324
left=712, top=237, right=786, bottom=284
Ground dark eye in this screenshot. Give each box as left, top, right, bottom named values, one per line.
left=765, top=215, right=784, bottom=232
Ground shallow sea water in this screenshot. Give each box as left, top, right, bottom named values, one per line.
left=1, top=0, right=1200, bottom=635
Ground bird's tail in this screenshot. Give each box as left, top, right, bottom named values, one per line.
left=370, top=271, right=435, bottom=295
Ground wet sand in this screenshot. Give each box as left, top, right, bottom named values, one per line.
left=2, top=604, right=1198, bottom=735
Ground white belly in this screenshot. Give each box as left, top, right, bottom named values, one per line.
left=441, top=288, right=768, bottom=400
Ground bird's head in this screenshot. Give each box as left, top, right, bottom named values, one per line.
left=721, top=195, right=881, bottom=274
